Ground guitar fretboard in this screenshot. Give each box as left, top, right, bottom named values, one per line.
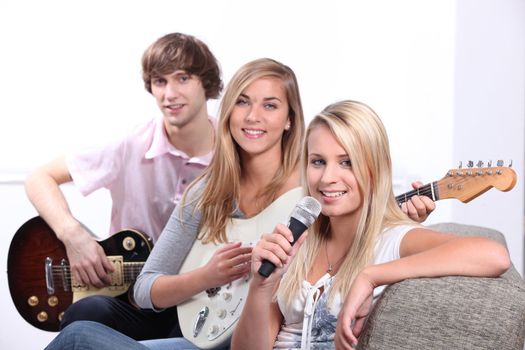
left=52, top=261, right=145, bottom=288
left=395, top=182, right=439, bottom=205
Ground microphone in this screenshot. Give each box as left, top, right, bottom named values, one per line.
left=258, top=196, right=321, bottom=277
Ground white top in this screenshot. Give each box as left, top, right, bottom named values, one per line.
left=274, top=225, right=416, bottom=350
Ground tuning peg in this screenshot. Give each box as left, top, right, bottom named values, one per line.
left=509, top=160, right=513, bottom=168
left=458, top=161, right=463, bottom=169
left=476, top=160, right=484, bottom=168
left=467, top=160, right=474, bottom=168
left=488, top=160, right=492, bottom=167
left=497, top=160, right=503, bottom=167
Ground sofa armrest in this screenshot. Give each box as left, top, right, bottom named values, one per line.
left=357, top=223, right=525, bottom=350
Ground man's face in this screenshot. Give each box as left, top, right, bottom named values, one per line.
left=150, top=70, right=207, bottom=129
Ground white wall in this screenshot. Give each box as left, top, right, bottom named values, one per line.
left=452, top=0, right=525, bottom=277
left=0, top=1, right=523, bottom=349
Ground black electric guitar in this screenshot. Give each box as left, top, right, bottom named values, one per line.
left=177, top=163, right=517, bottom=349
left=7, top=216, right=152, bottom=332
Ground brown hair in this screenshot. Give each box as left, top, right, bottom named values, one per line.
left=141, top=33, right=223, bottom=99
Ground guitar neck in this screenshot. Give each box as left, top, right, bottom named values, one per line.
left=60, top=261, right=145, bottom=285
left=395, top=165, right=517, bottom=206
left=120, top=262, right=145, bottom=283
left=395, top=182, right=439, bottom=206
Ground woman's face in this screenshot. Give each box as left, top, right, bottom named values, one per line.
left=306, top=124, right=363, bottom=218
left=229, top=77, right=290, bottom=161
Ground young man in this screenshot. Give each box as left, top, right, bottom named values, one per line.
left=25, top=32, right=222, bottom=340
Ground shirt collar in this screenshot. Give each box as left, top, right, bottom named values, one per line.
left=145, top=116, right=215, bottom=165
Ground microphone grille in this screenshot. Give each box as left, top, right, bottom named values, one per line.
left=292, top=196, right=322, bottom=226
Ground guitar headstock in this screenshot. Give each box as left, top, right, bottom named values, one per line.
left=437, top=160, right=517, bottom=203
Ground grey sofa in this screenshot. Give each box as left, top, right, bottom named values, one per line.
left=357, top=223, right=525, bottom=350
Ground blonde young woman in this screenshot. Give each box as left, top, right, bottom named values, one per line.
left=231, top=100, right=511, bottom=350
left=131, top=57, right=305, bottom=311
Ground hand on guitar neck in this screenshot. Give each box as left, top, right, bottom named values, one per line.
left=399, top=181, right=436, bottom=223
left=59, top=221, right=115, bottom=288
left=396, top=162, right=517, bottom=218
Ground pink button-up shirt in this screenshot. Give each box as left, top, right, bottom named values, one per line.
left=66, top=116, right=213, bottom=243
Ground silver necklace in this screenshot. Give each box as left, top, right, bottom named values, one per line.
left=325, top=240, right=346, bottom=274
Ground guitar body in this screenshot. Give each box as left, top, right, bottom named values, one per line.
left=7, top=216, right=151, bottom=332
left=177, top=187, right=304, bottom=349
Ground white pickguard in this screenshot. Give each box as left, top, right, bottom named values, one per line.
left=177, top=187, right=304, bottom=349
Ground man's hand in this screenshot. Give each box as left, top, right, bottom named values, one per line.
left=62, top=226, right=115, bottom=288
left=25, top=157, right=115, bottom=288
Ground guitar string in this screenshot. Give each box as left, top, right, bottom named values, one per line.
left=50, top=270, right=144, bottom=277
left=397, top=187, right=434, bottom=198
left=51, top=269, right=144, bottom=277
left=396, top=185, right=434, bottom=203
left=51, top=263, right=145, bottom=283
left=51, top=274, right=141, bottom=285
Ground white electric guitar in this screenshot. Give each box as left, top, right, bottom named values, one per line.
left=177, top=187, right=304, bottom=349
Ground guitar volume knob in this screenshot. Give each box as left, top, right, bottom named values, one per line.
left=208, top=324, right=219, bottom=337
left=37, top=311, right=48, bottom=322
left=216, top=309, right=227, bottom=319
left=122, top=237, right=136, bottom=251
left=48, top=296, right=59, bottom=307
left=222, top=292, right=232, bottom=301
left=28, top=296, right=39, bottom=306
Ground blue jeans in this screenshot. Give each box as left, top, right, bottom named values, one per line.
left=141, top=337, right=201, bottom=350
left=60, top=294, right=181, bottom=340
left=45, top=321, right=202, bottom=350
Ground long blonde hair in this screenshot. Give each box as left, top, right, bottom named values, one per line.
left=279, top=100, right=414, bottom=303
left=187, top=58, right=305, bottom=243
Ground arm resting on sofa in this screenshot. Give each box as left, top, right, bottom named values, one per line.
left=357, top=223, right=525, bottom=350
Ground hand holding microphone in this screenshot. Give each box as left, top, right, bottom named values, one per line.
left=258, top=196, right=321, bottom=278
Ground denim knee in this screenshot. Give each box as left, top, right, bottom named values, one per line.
left=60, top=296, right=115, bottom=329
